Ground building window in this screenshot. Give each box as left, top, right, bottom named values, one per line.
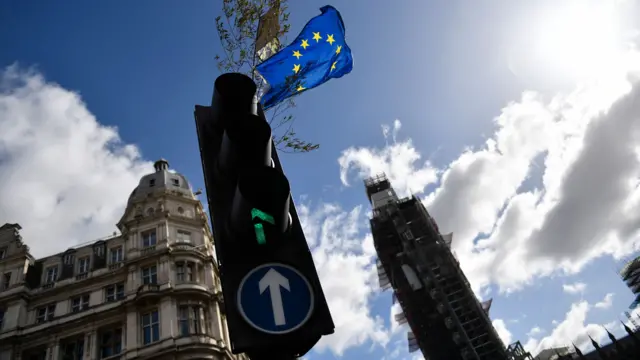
left=45, top=266, right=58, bottom=283
left=77, top=257, right=90, bottom=274
left=141, top=310, right=159, bottom=345
left=105, top=283, right=125, bottom=302
left=109, top=247, right=123, bottom=264
left=177, top=229, right=191, bottom=243
left=70, top=294, right=90, bottom=313
left=60, top=337, right=84, bottom=360
left=172, top=178, right=180, bottom=186
left=142, top=230, right=157, bottom=247
left=178, top=306, right=188, bottom=336
left=2, top=272, right=10, bottom=290
left=99, top=327, right=122, bottom=359
left=36, top=304, right=56, bottom=323
left=178, top=305, right=203, bottom=336
left=0, top=308, right=4, bottom=329
left=402, top=230, right=414, bottom=241
left=149, top=179, right=155, bottom=187
left=0, top=247, right=6, bottom=259
left=176, top=262, right=194, bottom=283
left=64, top=254, right=74, bottom=265
left=141, top=266, right=157, bottom=285
left=95, top=245, right=105, bottom=257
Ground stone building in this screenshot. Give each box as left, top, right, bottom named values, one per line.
left=0, top=159, right=246, bottom=360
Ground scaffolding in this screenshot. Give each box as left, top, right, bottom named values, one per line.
left=506, top=341, right=534, bottom=360
left=620, top=255, right=640, bottom=309
left=365, top=173, right=508, bottom=360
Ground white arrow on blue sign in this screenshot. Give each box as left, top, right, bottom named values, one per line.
left=237, top=263, right=315, bottom=334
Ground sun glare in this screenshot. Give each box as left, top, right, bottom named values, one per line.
left=532, top=2, right=625, bottom=80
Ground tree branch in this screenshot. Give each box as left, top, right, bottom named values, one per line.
left=214, top=0, right=319, bottom=153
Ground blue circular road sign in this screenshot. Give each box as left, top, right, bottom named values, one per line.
left=237, top=263, right=314, bottom=335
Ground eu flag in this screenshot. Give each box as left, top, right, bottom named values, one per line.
left=256, top=5, right=354, bottom=110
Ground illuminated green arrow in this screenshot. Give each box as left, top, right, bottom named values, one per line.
left=251, top=208, right=275, bottom=245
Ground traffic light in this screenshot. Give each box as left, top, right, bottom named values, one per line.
left=194, top=73, right=335, bottom=359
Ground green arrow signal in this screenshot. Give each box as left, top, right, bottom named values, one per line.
left=251, top=208, right=275, bottom=245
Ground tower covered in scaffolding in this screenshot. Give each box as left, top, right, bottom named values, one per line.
left=620, top=255, right=640, bottom=309
left=364, top=173, right=508, bottom=360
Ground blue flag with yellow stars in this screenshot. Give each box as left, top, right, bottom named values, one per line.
left=256, top=5, right=353, bottom=110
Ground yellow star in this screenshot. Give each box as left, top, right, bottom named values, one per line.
left=293, top=64, right=301, bottom=74
left=331, top=61, right=337, bottom=71
left=336, top=45, right=342, bottom=55
left=301, top=39, right=309, bottom=50
left=312, top=32, right=322, bottom=42
left=326, top=34, right=335, bottom=45
left=293, top=50, right=303, bottom=59
left=297, top=84, right=305, bottom=92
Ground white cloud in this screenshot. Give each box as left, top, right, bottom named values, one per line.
left=0, top=65, right=153, bottom=257
left=563, top=282, right=587, bottom=295
left=524, top=300, right=609, bottom=356
left=380, top=337, right=407, bottom=360
left=595, top=293, right=615, bottom=309
left=380, top=119, right=402, bottom=145
left=527, top=326, right=544, bottom=337
left=492, top=319, right=513, bottom=346
left=298, top=200, right=389, bottom=355
left=337, top=50, right=640, bottom=294
left=338, top=134, right=438, bottom=198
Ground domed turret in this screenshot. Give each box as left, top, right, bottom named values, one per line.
left=154, top=158, right=170, bottom=172
left=127, top=158, right=195, bottom=205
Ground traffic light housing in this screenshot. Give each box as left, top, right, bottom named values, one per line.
left=194, top=73, right=334, bottom=358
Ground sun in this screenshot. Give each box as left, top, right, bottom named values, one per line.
left=531, top=1, right=625, bottom=81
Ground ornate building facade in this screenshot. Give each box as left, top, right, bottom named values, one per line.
left=0, top=159, right=246, bottom=360
left=551, top=324, right=640, bottom=359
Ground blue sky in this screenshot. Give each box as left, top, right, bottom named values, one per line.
left=3, top=0, right=640, bottom=359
